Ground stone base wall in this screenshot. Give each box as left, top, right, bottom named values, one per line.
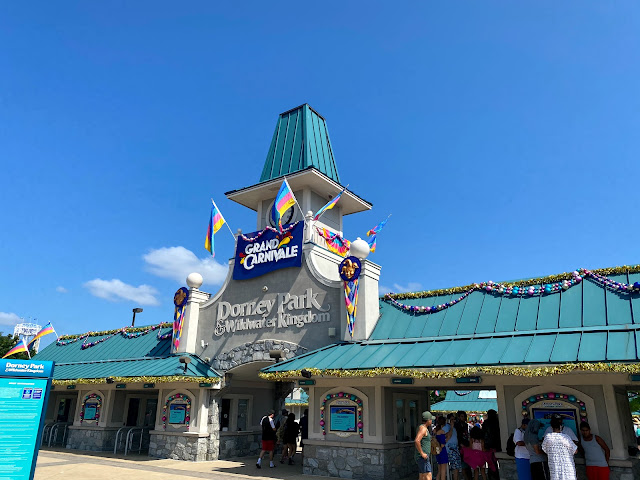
left=219, top=432, right=262, bottom=459
left=148, top=433, right=210, bottom=461
left=303, top=443, right=416, bottom=480
left=493, top=457, right=638, bottom=480
left=66, top=428, right=118, bottom=452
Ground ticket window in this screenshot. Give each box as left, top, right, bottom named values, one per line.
left=125, top=396, right=158, bottom=427
left=219, top=395, right=252, bottom=432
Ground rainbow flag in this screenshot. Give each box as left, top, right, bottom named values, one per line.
left=273, top=178, right=297, bottom=232
left=367, top=214, right=391, bottom=237
left=28, top=322, right=57, bottom=346
left=367, top=235, right=377, bottom=253
left=313, top=186, right=346, bottom=221
left=205, top=200, right=226, bottom=257
left=2, top=338, right=31, bottom=359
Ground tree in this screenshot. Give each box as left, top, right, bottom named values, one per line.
left=0, top=332, right=33, bottom=360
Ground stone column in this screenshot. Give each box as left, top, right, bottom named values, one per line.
left=206, top=391, right=220, bottom=461
left=176, top=273, right=211, bottom=355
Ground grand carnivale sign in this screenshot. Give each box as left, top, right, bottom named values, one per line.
left=233, top=222, right=303, bottom=280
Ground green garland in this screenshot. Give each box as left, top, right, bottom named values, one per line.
left=383, top=264, right=640, bottom=300
left=52, top=375, right=219, bottom=386
left=259, top=362, right=640, bottom=382
left=57, top=322, right=172, bottom=341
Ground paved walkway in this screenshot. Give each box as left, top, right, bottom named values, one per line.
left=35, top=449, right=332, bottom=480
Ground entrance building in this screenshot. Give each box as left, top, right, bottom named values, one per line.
left=35, top=105, right=640, bottom=480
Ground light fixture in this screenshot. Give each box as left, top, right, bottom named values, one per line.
left=269, top=350, right=284, bottom=363
left=131, top=307, right=143, bottom=326
left=105, top=377, right=114, bottom=384
left=301, top=369, right=312, bottom=379
left=179, top=356, right=191, bottom=373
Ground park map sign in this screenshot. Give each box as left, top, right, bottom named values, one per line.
left=0, top=359, right=54, bottom=480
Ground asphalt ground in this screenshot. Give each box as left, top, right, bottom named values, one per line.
left=35, top=448, right=329, bottom=480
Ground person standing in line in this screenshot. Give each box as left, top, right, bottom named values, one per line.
left=455, top=411, right=472, bottom=480
left=514, top=418, right=532, bottom=480
left=543, top=413, right=579, bottom=445
left=541, top=416, right=577, bottom=480
left=257, top=409, right=277, bottom=469
left=482, top=409, right=501, bottom=480
left=446, top=414, right=462, bottom=480
left=434, top=416, right=451, bottom=480
left=281, top=413, right=300, bottom=465
left=524, top=419, right=550, bottom=480
left=414, top=411, right=435, bottom=480
left=300, top=408, right=309, bottom=456
left=579, top=422, right=610, bottom=480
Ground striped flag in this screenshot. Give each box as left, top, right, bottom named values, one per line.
left=205, top=200, right=226, bottom=257
left=313, top=186, right=347, bottom=221
left=28, top=322, right=57, bottom=346
left=367, top=214, right=391, bottom=237
left=2, top=338, right=31, bottom=359
left=273, top=178, right=297, bottom=232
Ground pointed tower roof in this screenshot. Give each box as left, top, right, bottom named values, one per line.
left=260, top=104, right=341, bottom=183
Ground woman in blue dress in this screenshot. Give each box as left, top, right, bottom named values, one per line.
left=435, top=416, right=451, bottom=480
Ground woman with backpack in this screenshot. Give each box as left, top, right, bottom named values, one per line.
left=525, top=419, right=550, bottom=480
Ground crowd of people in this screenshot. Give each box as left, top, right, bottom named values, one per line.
left=256, top=408, right=309, bottom=469
left=415, top=410, right=612, bottom=480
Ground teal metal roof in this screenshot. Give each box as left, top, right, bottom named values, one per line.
left=260, top=104, right=340, bottom=183
left=431, top=390, right=498, bottom=413
left=263, top=270, right=640, bottom=373
left=34, top=325, right=220, bottom=381
left=372, top=273, right=640, bottom=341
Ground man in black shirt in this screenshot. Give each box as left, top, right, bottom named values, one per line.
left=455, top=411, right=472, bottom=480
left=257, top=409, right=276, bottom=469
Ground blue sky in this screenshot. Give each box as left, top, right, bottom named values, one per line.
left=1, top=2, right=639, bottom=347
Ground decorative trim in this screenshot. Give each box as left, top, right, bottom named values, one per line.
left=320, top=391, right=363, bottom=438
left=52, top=375, right=219, bottom=386
left=383, top=265, right=640, bottom=301
left=522, top=391, right=588, bottom=422
left=259, top=362, right=640, bottom=381
left=162, top=393, right=192, bottom=430
left=79, top=393, right=102, bottom=424
left=57, top=322, right=172, bottom=346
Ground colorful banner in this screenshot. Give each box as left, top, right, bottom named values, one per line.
left=233, top=221, right=303, bottom=280
left=172, top=287, right=189, bottom=351
left=339, top=256, right=361, bottom=337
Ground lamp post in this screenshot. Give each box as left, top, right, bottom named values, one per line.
left=131, top=308, right=143, bottom=326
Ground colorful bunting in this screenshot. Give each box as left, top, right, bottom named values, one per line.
left=316, top=227, right=350, bottom=256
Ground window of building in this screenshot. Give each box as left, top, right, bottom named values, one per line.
left=219, top=395, right=253, bottom=432
left=394, top=394, right=419, bottom=442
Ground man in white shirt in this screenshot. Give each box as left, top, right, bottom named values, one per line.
left=514, top=418, right=531, bottom=480
left=543, top=414, right=579, bottom=445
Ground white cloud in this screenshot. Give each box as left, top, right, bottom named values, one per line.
left=0, top=312, right=21, bottom=327
left=379, top=282, right=423, bottom=296
left=56, top=286, right=68, bottom=293
left=84, top=279, right=160, bottom=306
left=143, top=246, right=228, bottom=286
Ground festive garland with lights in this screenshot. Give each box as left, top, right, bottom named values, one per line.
left=316, top=227, right=350, bottom=256
left=383, top=267, right=640, bottom=314
left=259, top=362, right=640, bottom=382
left=52, top=375, right=219, bottom=386
left=162, top=393, right=192, bottom=430
left=56, top=323, right=172, bottom=347
left=79, top=393, right=102, bottom=424
left=455, top=391, right=472, bottom=396
left=320, top=391, right=364, bottom=438
left=384, top=265, right=640, bottom=301
left=522, top=392, right=588, bottom=422
left=240, top=221, right=300, bottom=242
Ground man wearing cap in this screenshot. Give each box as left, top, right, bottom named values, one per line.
left=414, top=411, right=435, bottom=480
left=257, top=409, right=277, bottom=469
left=514, top=417, right=532, bottom=480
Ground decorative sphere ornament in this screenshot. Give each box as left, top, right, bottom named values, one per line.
left=350, top=237, right=370, bottom=260
left=186, top=272, right=203, bottom=289
left=568, top=395, right=576, bottom=402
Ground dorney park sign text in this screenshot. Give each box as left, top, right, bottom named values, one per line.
left=214, top=288, right=330, bottom=336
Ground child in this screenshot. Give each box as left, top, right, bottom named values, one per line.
left=462, top=426, right=488, bottom=480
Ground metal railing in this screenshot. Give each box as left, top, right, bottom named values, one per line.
left=113, top=427, right=128, bottom=454
left=124, top=427, right=147, bottom=455
left=43, top=422, right=70, bottom=447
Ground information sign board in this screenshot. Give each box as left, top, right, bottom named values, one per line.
left=169, top=403, right=187, bottom=424
left=329, top=405, right=356, bottom=432
left=0, top=359, right=54, bottom=480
